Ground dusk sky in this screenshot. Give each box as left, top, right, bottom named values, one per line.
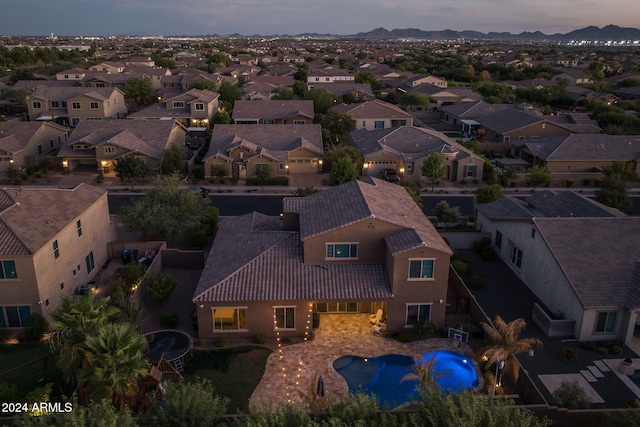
left=1, top=0, right=638, bottom=37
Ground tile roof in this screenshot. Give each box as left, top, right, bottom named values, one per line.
left=232, top=100, right=314, bottom=121
left=299, top=177, right=452, bottom=255
left=59, top=120, right=179, bottom=160
left=203, top=124, right=323, bottom=162
left=475, top=108, right=549, bottom=134
left=330, top=99, right=414, bottom=120
left=350, top=126, right=482, bottom=163
left=476, top=197, right=532, bottom=220
left=534, top=217, right=640, bottom=309
left=29, top=86, right=122, bottom=102
left=439, top=101, right=512, bottom=118
left=193, top=212, right=393, bottom=303
left=546, top=134, right=640, bottom=161
left=526, top=190, right=625, bottom=218
left=0, top=122, right=68, bottom=154
left=0, top=184, right=106, bottom=255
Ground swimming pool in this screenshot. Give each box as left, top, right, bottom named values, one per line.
left=333, top=350, right=479, bottom=407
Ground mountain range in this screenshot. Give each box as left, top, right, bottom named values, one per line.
left=301, top=25, right=640, bottom=41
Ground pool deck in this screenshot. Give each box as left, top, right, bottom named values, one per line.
left=248, top=313, right=478, bottom=412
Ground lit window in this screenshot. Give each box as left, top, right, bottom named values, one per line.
left=326, top=243, right=358, bottom=260
left=212, top=307, right=247, bottom=331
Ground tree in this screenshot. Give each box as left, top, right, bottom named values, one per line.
left=5, top=164, right=21, bottom=184
left=421, top=153, right=447, bottom=192
left=48, top=296, right=119, bottom=405
left=525, top=165, right=552, bottom=191
left=306, top=88, right=337, bottom=114
left=217, top=81, right=242, bottom=107
left=145, top=273, right=178, bottom=304
left=498, top=164, right=519, bottom=186
left=271, top=86, right=295, bottom=100
left=119, top=173, right=210, bottom=240
left=595, top=161, right=638, bottom=214
left=125, top=76, right=157, bottom=107
left=479, top=315, right=543, bottom=393
left=213, top=110, right=231, bottom=124
left=433, top=200, right=461, bottom=229
left=475, top=184, right=505, bottom=204
left=551, top=380, right=590, bottom=409
left=330, top=155, right=359, bottom=185
left=209, top=163, right=227, bottom=191
left=321, top=111, right=356, bottom=144
left=401, top=355, right=450, bottom=393
left=149, top=378, right=228, bottom=427
left=188, top=80, right=218, bottom=92
left=114, top=155, right=151, bottom=190
left=254, top=164, right=272, bottom=192
left=160, top=144, right=187, bottom=176
left=78, top=323, right=150, bottom=409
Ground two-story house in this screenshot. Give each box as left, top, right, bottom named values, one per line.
left=26, top=86, right=128, bottom=126
left=202, top=124, right=323, bottom=180
left=552, top=70, right=593, bottom=86
left=0, top=184, right=117, bottom=328
left=128, top=88, right=220, bottom=128
left=232, top=100, right=314, bottom=124
left=330, top=99, right=414, bottom=130
left=476, top=191, right=640, bottom=344
left=351, top=126, right=485, bottom=182
left=58, top=119, right=187, bottom=176
left=0, top=122, right=69, bottom=172
left=192, top=178, right=452, bottom=339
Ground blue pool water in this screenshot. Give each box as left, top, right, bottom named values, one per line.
left=333, top=350, right=479, bottom=407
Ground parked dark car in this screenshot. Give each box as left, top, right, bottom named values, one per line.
left=380, top=168, right=399, bottom=183
left=189, top=186, right=209, bottom=198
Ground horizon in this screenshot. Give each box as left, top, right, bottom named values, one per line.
left=0, top=0, right=638, bottom=38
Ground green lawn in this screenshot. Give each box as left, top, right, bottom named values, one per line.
left=0, top=342, right=67, bottom=400
left=182, top=346, right=272, bottom=413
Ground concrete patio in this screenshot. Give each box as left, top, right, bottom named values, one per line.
left=249, top=313, right=479, bottom=411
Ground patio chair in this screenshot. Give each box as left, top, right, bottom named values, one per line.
left=369, top=309, right=383, bottom=325
left=372, top=321, right=386, bottom=336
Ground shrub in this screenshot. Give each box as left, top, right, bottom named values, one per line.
left=24, top=313, right=49, bottom=341
left=552, top=380, right=590, bottom=409
left=583, top=179, right=591, bottom=186
left=562, top=347, right=578, bottom=361
left=161, top=311, right=178, bottom=328
left=191, top=223, right=210, bottom=249
left=610, top=345, right=624, bottom=355
left=397, top=331, right=415, bottom=343
left=146, top=273, right=178, bottom=304
left=580, top=341, right=597, bottom=351
left=116, top=264, right=144, bottom=291
left=451, top=260, right=468, bottom=276
left=214, top=338, right=229, bottom=348
left=450, top=248, right=458, bottom=261
left=565, top=179, right=574, bottom=188
left=597, top=346, right=609, bottom=355
left=253, top=333, right=267, bottom=345
left=473, top=237, right=492, bottom=254
left=469, top=275, right=485, bottom=288
left=480, top=246, right=497, bottom=261
left=34, top=172, right=42, bottom=179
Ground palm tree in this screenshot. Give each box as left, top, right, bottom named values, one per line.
left=79, top=323, right=150, bottom=409
left=49, top=295, right=120, bottom=404
left=401, top=355, right=452, bottom=394
left=479, top=315, right=543, bottom=393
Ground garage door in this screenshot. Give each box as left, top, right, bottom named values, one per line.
left=365, top=161, right=397, bottom=177
left=288, top=159, right=318, bottom=173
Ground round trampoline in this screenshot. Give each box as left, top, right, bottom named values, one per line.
left=144, top=329, right=193, bottom=363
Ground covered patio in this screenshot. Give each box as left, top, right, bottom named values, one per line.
left=249, top=313, right=477, bottom=411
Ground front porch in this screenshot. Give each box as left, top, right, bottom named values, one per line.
left=249, top=313, right=476, bottom=410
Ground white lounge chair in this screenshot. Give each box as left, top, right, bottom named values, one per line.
left=372, top=321, right=386, bottom=336
left=369, top=309, right=383, bottom=325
